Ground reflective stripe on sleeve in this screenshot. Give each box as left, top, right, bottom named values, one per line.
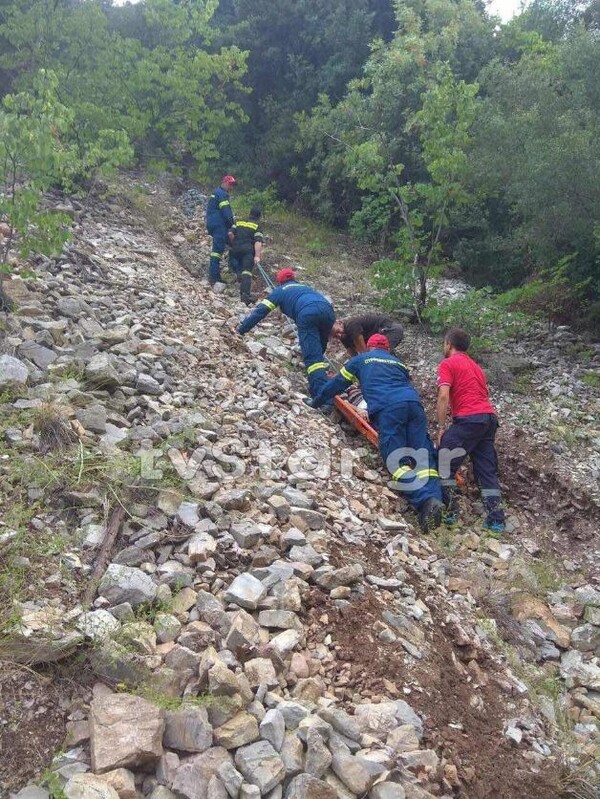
left=340, top=366, right=356, bottom=382
left=392, top=465, right=413, bottom=481
left=416, top=468, right=440, bottom=479
left=306, top=362, right=328, bottom=375
left=210, top=252, right=223, bottom=259
left=261, top=299, right=276, bottom=310
left=218, top=200, right=230, bottom=209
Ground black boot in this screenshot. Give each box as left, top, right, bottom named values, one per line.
left=419, top=498, right=444, bottom=533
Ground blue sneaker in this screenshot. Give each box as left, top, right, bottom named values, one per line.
left=483, top=521, right=505, bottom=535
left=444, top=511, right=458, bottom=526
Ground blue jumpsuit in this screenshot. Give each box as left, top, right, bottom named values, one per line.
left=206, top=187, right=234, bottom=284
left=312, top=349, right=442, bottom=511
left=238, top=280, right=335, bottom=399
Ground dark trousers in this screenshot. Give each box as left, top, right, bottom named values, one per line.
left=439, top=413, right=504, bottom=525
left=374, top=402, right=442, bottom=511
left=208, top=225, right=227, bottom=283
left=230, top=248, right=253, bottom=302
left=297, top=303, right=335, bottom=399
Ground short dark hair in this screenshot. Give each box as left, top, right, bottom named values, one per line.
left=249, top=206, right=262, bottom=220
left=445, top=327, right=470, bottom=352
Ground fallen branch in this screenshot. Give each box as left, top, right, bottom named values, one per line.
left=83, top=504, right=126, bottom=608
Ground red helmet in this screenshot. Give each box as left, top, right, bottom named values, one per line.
left=367, top=334, right=390, bottom=350
left=222, top=175, right=237, bottom=185
left=276, top=268, right=296, bottom=284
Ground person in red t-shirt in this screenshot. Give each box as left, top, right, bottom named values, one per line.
left=436, top=327, right=505, bottom=533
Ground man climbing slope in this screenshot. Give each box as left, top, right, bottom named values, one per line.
left=307, top=334, right=444, bottom=532
left=436, top=327, right=506, bottom=533
left=228, top=206, right=264, bottom=306
left=238, top=269, right=335, bottom=400
left=206, top=175, right=236, bottom=287
left=331, top=313, right=404, bottom=356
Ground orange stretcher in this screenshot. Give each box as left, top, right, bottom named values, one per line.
left=333, top=394, right=379, bottom=447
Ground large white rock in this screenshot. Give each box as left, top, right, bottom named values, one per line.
left=64, top=774, right=119, bottom=799
left=90, top=693, right=165, bottom=773
left=0, top=353, right=28, bottom=388
left=223, top=574, right=266, bottom=610
left=234, top=741, right=285, bottom=793
left=164, top=706, right=213, bottom=753
left=98, top=564, right=157, bottom=607
left=171, top=747, right=232, bottom=799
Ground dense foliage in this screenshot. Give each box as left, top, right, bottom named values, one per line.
left=0, top=0, right=599, bottom=330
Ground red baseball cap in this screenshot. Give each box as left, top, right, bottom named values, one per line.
left=222, top=175, right=237, bottom=185
left=276, top=268, right=296, bottom=284
left=367, top=334, right=390, bottom=350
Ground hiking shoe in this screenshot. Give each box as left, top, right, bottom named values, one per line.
left=483, top=521, right=505, bottom=535
left=419, top=498, right=444, bottom=533
left=444, top=511, right=458, bottom=526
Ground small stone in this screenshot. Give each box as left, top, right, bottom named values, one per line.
left=101, top=769, right=137, bottom=799
left=154, top=614, right=182, bottom=644
left=230, top=521, right=263, bottom=549
left=571, top=623, right=600, bottom=652
left=234, top=741, right=285, bottom=793
left=257, top=610, right=303, bottom=631
left=98, top=564, right=157, bottom=607
left=0, top=353, right=28, bottom=388
left=171, top=747, right=232, bottom=799
left=369, top=785, right=406, bottom=799
left=304, top=727, right=331, bottom=778
left=164, top=706, right=213, bottom=753
left=285, top=775, right=337, bottom=799
left=64, top=774, right=119, bottom=799
left=217, top=761, right=244, bottom=798
left=259, top=709, right=285, bottom=752
left=213, top=713, right=260, bottom=750
left=76, top=405, right=107, bottom=434
left=90, top=693, right=164, bottom=773
left=244, top=658, right=278, bottom=689
left=188, top=532, right=217, bottom=564
left=224, top=574, right=267, bottom=610
left=505, top=726, right=523, bottom=745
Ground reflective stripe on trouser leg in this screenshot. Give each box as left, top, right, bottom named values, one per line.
left=375, top=401, right=442, bottom=511
left=209, top=228, right=227, bottom=283
left=306, top=362, right=328, bottom=399
left=297, top=309, right=332, bottom=400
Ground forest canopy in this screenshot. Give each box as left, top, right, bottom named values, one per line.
left=0, top=0, right=599, bottom=329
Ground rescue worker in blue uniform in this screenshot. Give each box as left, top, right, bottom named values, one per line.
left=238, top=268, right=336, bottom=400
left=228, top=207, right=264, bottom=306
left=206, top=175, right=236, bottom=285
left=307, top=334, right=444, bottom=531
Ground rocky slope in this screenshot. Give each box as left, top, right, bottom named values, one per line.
left=0, top=177, right=598, bottom=799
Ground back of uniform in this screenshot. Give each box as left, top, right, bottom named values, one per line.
left=206, top=179, right=235, bottom=285
left=238, top=275, right=336, bottom=399
left=312, top=347, right=442, bottom=520
left=229, top=216, right=264, bottom=304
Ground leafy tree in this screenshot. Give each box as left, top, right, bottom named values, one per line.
left=0, top=0, right=248, bottom=177
left=463, top=25, right=600, bottom=323
left=297, top=0, right=493, bottom=226
left=364, top=65, right=479, bottom=314
left=0, top=71, right=72, bottom=307
left=214, top=0, right=396, bottom=189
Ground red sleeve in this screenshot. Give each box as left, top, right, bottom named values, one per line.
left=437, top=359, right=453, bottom=387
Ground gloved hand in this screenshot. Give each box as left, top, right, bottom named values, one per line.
left=302, top=397, right=316, bottom=409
